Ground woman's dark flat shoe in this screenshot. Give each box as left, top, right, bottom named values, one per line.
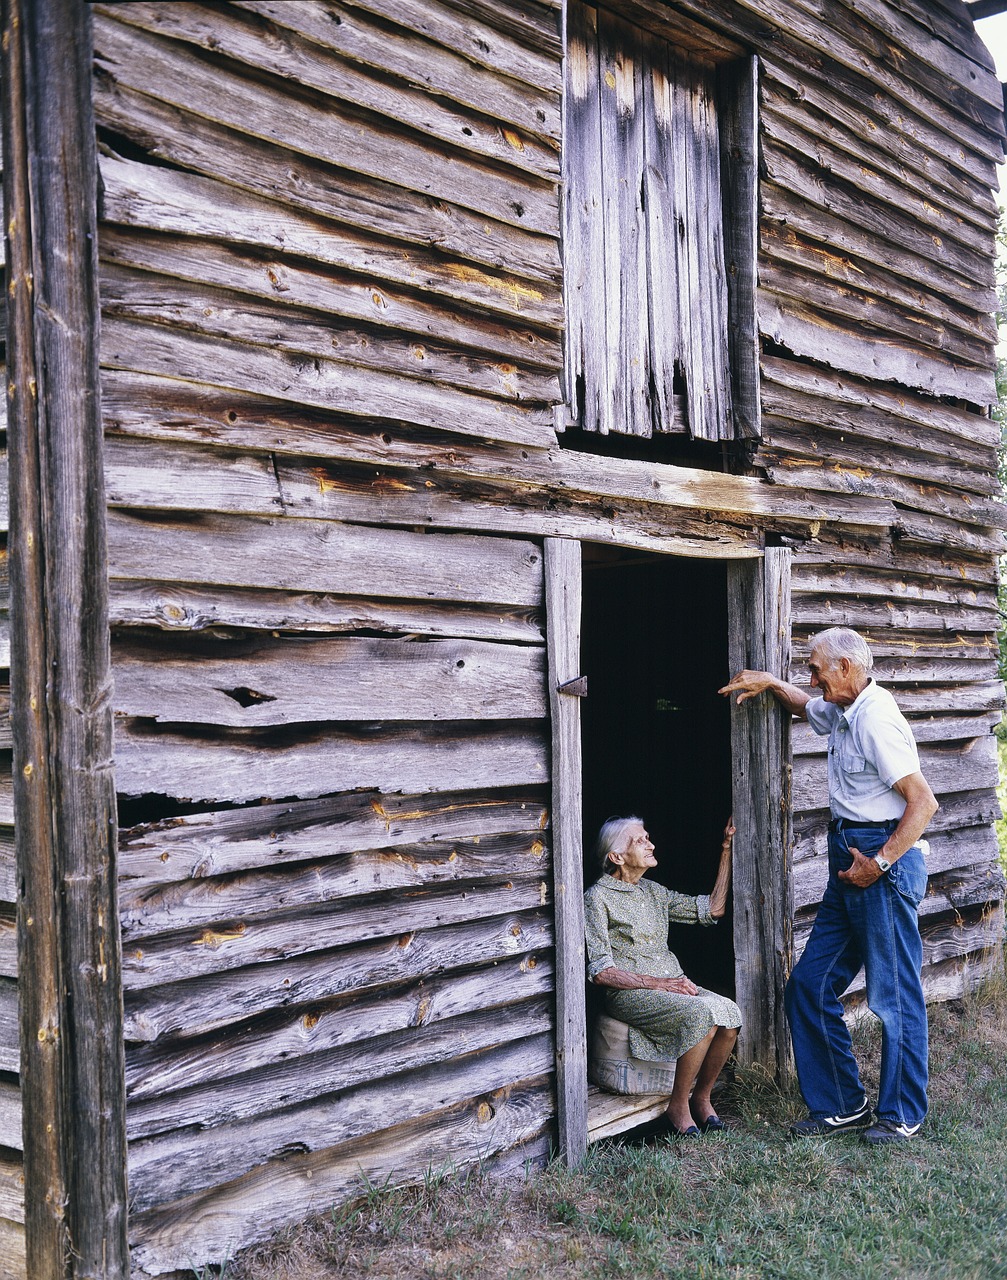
left=694, top=1114, right=727, bottom=1133
left=657, top=1116, right=700, bottom=1138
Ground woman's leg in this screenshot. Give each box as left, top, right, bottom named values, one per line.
left=690, top=1026, right=738, bottom=1123
left=665, top=1027, right=716, bottom=1131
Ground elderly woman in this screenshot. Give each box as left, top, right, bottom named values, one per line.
left=584, top=816, right=742, bottom=1136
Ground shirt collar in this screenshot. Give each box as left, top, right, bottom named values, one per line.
left=599, top=874, right=643, bottom=892
left=838, top=678, right=877, bottom=728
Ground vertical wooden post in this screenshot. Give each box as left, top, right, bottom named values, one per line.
left=727, top=548, right=793, bottom=1078
left=544, top=538, right=588, bottom=1162
left=2, top=1, right=129, bottom=1275
left=718, top=54, right=761, bottom=441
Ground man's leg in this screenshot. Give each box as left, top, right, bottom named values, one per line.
left=786, top=875, right=866, bottom=1119
left=850, top=846, right=929, bottom=1128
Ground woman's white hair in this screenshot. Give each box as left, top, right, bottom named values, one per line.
left=595, top=815, right=644, bottom=879
left=809, top=626, right=873, bottom=673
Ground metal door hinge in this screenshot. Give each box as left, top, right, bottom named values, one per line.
left=558, top=676, right=588, bottom=697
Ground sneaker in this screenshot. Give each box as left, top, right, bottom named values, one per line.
left=862, top=1119, right=921, bottom=1145
left=788, top=1100, right=872, bottom=1138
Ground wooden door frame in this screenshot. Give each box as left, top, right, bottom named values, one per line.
left=546, top=539, right=792, bottom=1161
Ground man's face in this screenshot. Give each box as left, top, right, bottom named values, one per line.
left=808, top=648, right=857, bottom=705
left=617, top=824, right=657, bottom=871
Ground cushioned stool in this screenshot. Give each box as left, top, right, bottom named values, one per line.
left=588, top=1013, right=677, bottom=1094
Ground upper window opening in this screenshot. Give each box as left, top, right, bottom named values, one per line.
left=563, top=2, right=759, bottom=444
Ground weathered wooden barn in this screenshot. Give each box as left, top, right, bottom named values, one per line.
left=1, top=0, right=1005, bottom=1274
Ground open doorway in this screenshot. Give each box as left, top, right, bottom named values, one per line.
left=581, top=545, right=735, bottom=997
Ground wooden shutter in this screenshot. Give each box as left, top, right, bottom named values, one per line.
left=564, top=3, right=749, bottom=442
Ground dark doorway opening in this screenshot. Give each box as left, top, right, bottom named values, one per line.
left=581, top=546, right=735, bottom=997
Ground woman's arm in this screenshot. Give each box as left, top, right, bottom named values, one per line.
left=708, top=818, right=735, bottom=919
left=592, top=967, right=698, bottom=995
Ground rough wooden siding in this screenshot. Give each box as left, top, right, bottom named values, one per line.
left=0, top=129, right=26, bottom=1279
left=86, top=0, right=1006, bottom=1269
left=92, top=1, right=562, bottom=1272
left=744, top=0, right=1007, bottom=1000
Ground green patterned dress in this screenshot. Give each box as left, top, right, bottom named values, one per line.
left=584, top=874, right=742, bottom=1062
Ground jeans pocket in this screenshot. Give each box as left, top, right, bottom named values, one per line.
left=890, top=849, right=927, bottom=907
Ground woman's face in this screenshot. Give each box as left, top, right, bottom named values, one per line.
left=613, top=824, right=657, bottom=876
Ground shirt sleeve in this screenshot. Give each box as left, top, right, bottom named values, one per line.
left=664, top=886, right=716, bottom=928
left=804, top=696, right=839, bottom=737
left=859, top=710, right=920, bottom=789
left=583, top=886, right=615, bottom=980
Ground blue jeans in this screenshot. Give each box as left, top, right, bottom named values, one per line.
left=785, top=823, right=929, bottom=1125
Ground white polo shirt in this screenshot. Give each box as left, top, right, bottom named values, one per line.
left=805, top=679, right=920, bottom=823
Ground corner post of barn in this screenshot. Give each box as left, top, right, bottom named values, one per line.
left=2, top=0, right=129, bottom=1275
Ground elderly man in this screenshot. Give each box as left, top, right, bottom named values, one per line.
left=720, top=626, right=938, bottom=1145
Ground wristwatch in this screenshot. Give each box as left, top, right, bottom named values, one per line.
left=873, top=853, right=892, bottom=874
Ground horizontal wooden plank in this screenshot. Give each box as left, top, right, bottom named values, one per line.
left=108, top=580, right=544, bottom=645
left=128, top=1031, right=554, bottom=1213
left=127, top=993, right=553, bottom=1141
left=792, top=534, right=998, bottom=590
left=99, top=229, right=561, bottom=373
left=93, top=14, right=559, bottom=235
left=121, top=872, right=551, bottom=990
left=0, top=981, right=16, bottom=1073
left=97, top=3, right=560, bottom=178
left=790, top=594, right=999, bottom=635
left=127, top=1073, right=553, bottom=1274
left=760, top=223, right=997, bottom=361
left=762, top=455, right=1007, bottom=531
left=125, top=959, right=553, bottom=1108
left=0, top=1155, right=23, bottom=1228
left=0, top=834, right=12, bottom=906
left=100, top=266, right=561, bottom=404
left=761, top=174, right=995, bottom=318
left=120, top=830, right=549, bottom=940
left=761, top=101, right=995, bottom=260
left=235, top=0, right=563, bottom=136
left=794, top=789, right=1003, bottom=858
left=107, top=510, right=544, bottom=608
left=113, top=719, right=548, bottom=805
left=118, top=788, right=548, bottom=886
left=760, top=65, right=996, bottom=233
left=895, top=507, right=1006, bottom=556
left=588, top=1089, right=670, bottom=1143
left=0, top=1216, right=26, bottom=1280
left=122, top=907, right=552, bottom=1042
left=793, top=824, right=1001, bottom=910
left=792, top=713, right=1001, bottom=756
left=759, top=289, right=996, bottom=405
left=111, top=633, right=546, bottom=727
left=792, top=737, right=999, bottom=813
left=792, top=560, right=998, bottom=608
left=93, top=82, right=562, bottom=285
left=336, top=0, right=562, bottom=96
left=98, top=372, right=896, bottom=535
left=0, top=1081, right=21, bottom=1152
left=0, top=919, right=14, bottom=980
left=99, top=156, right=562, bottom=330
left=101, top=315, right=555, bottom=449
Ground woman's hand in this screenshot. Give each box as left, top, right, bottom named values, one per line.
left=656, top=976, right=699, bottom=995
left=722, top=817, right=736, bottom=846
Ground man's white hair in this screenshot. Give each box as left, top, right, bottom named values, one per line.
left=595, top=815, right=644, bottom=879
left=809, top=626, right=874, bottom=673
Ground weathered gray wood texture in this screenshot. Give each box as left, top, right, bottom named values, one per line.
left=4, top=1, right=125, bottom=1276
left=84, top=0, right=1006, bottom=1274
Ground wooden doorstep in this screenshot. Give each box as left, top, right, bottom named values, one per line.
left=586, top=1086, right=670, bottom=1143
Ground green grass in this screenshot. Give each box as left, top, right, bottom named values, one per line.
left=996, top=733, right=1007, bottom=876
left=228, top=983, right=1007, bottom=1280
